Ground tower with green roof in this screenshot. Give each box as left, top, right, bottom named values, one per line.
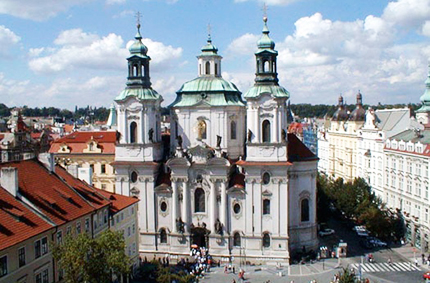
left=244, top=16, right=290, bottom=162
left=113, top=23, right=163, bottom=241
left=416, top=64, right=430, bottom=125
left=169, top=33, right=246, bottom=158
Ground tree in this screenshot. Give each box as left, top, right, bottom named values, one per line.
left=52, top=230, right=130, bottom=283
left=336, top=267, right=360, bottom=283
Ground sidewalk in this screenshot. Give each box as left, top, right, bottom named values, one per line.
left=391, top=244, right=430, bottom=270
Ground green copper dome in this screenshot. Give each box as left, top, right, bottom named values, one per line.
left=244, top=85, right=289, bottom=99
left=257, top=17, right=275, bottom=50
left=200, top=35, right=219, bottom=56
left=115, top=88, right=160, bottom=101
left=128, top=24, right=148, bottom=57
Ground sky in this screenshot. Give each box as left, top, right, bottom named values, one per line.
left=0, top=0, right=429, bottom=110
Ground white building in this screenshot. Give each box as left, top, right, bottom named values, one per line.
left=112, top=18, right=318, bottom=264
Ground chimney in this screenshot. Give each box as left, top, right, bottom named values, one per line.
left=38, top=152, right=55, bottom=173
left=66, top=164, right=79, bottom=178
left=1, top=167, right=19, bottom=197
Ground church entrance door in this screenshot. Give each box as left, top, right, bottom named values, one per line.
left=191, top=227, right=208, bottom=248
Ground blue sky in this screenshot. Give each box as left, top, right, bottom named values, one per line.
left=0, top=0, right=429, bottom=110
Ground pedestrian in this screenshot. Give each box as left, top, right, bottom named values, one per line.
left=224, top=265, right=228, bottom=274
left=233, top=266, right=235, bottom=274
left=415, top=257, right=419, bottom=266
left=388, top=257, right=392, bottom=265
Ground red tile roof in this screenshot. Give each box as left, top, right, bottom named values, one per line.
left=0, top=187, right=54, bottom=250
left=49, top=131, right=117, bottom=154
left=287, top=133, right=318, bottom=162
left=55, top=165, right=111, bottom=210
left=0, top=160, right=98, bottom=226
left=97, top=190, right=139, bottom=214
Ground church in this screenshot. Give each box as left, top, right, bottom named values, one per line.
left=111, top=16, right=318, bottom=264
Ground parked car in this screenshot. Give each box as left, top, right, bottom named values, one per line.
left=369, top=238, right=387, bottom=247
left=319, top=228, right=335, bottom=237
left=423, top=271, right=430, bottom=279
left=353, top=226, right=369, bottom=237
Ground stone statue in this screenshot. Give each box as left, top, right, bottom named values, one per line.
left=216, top=135, right=222, bottom=148
left=215, top=218, right=223, bottom=235
left=247, top=129, right=253, bottom=142
left=196, top=120, right=206, bottom=140
left=176, top=217, right=185, bottom=234
left=281, top=129, right=287, bottom=141
left=176, top=135, right=183, bottom=148
left=148, top=128, right=154, bottom=142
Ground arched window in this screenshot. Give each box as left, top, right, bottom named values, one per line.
left=233, top=232, right=241, bottom=247
left=133, top=65, right=138, bottom=76
left=130, top=122, right=137, bottom=143
left=141, top=65, right=144, bottom=77
left=205, top=61, right=210, bottom=75
left=262, top=172, right=270, bottom=185
left=215, top=63, right=218, bottom=76
left=264, top=61, right=269, bottom=73
left=130, top=171, right=138, bottom=183
left=231, top=121, right=237, bottom=140
left=194, top=188, right=205, bottom=212
left=263, top=199, right=270, bottom=215
left=301, top=199, right=310, bottom=222
left=262, top=120, right=271, bottom=143
left=159, top=228, right=167, bottom=243
left=262, top=233, right=270, bottom=248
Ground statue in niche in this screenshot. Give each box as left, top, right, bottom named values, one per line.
left=216, top=135, right=222, bottom=148
left=215, top=218, right=223, bottom=235
left=148, top=128, right=154, bottom=143
left=176, top=135, right=183, bottom=148
left=176, top=217, right=185, bottom=234
left=196, top=120, right=206, bottom=140
left=281, top=129, right=287, bottom=141
left=247, top=129, right=253, bottom=142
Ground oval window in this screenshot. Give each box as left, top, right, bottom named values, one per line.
left=160, top=201, right=167, bottom=212
left=262, top=172, right=270, bottom=185
left=233, top=203, right=241, bottom=214
left=131, top=171, right=138, bottom=183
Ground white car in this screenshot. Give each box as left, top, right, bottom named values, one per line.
left=319, top=228, right=335, bottom=237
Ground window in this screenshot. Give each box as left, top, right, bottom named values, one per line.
left=262, top=233, right=270, bottom=248
left=205, top=61, right=210, bottom=75
left=262, top=172, right=270, bottom=185
left=132, top=224, right=135, bottom=234
left=36, top=273, right=41, bottom=283
left=76, top=222, right=81, bottom=234
left=42, top=269, right=48, bottom=283
left=0, top=256, right=6, bottom=278
left=233, top=232, right=241, bottom=247
left=18, top=247, right=25, bottom=267
left=262, top=120, right=271, bottom=143
left=263, top=199, right=270, bottom=215
left=160, top=201, right=167, bottom=212
left=128, top=227, right=131, bottom=237
left=160, top=228, right=167, bottom=243
left=131, top=171, right=138, bottom=183
left=197, top=120, right=207, bottom=140
left=301, top=199, right=310, bottom=222
left=41, top=237, right=48, bottom=255
left=66, top=226, right=71, bottom=235
left=130, top=122, right=137, bottom=143
left=233, top=203, right=241, bottom=214
left=230, top=121, right=237, bottom=140
left=85, top=218, right=90, bottom=232
left=57, top=231, right=62, bottom=244
left=101, top=164, right=106, bottom=174
left=35, top=240, right=41, bottom=259
left=194, top=188, right=205, bottom=212
left=104, top=210, right=108, bottom=224
left=90, top=164, right=94, bottom=174
left=215, top=63, right=218, bottom=76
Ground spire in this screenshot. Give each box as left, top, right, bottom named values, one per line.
left=420, top=63, right=430, bottom=106
left=257, top=16, right=275, bottom=50
left=129, top=12, right=147, bottom=56
left=198, top=26, right=222, bottom=77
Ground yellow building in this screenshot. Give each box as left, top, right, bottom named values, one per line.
left=49, top=131, right=117, bottom=192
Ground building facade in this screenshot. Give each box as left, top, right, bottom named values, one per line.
left=113, top=18, right=318, bottom=264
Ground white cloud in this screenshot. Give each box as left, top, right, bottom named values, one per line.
left=0, top=0, right=90, bottom=21
left=29, top=29, right=183, bottom=74
left=0, top=25, right=20, bottom=57
left=226, top=33, right=260, bottom=56
left=106, top=0, right=125, bottom=4
left=383, top=0, right=430, bottom=29
left=422, top=21, right=430, bottom=37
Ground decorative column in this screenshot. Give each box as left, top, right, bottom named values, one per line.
left=172, top=180, right=178, bottom=233
left=210, top=180, right=217, bottom=234
left=181, top=180, right=189, bottom=232
left=220, top=180, right=227, bottom=233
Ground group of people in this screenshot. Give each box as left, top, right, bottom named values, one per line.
left=188, top=246, right=212, bottom=277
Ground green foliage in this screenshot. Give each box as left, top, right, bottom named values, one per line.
left=52, top=230, right=130, bottom=283
left=317, top=174, right=404, bottom=240
left=0, top=103, right=10, bottom=117
left=337, top=267, right=360, bottom=283
left=139, top=261, right=196, bottom=283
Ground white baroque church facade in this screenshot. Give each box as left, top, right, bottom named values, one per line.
left=111, top=18, right=318, bottom=264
